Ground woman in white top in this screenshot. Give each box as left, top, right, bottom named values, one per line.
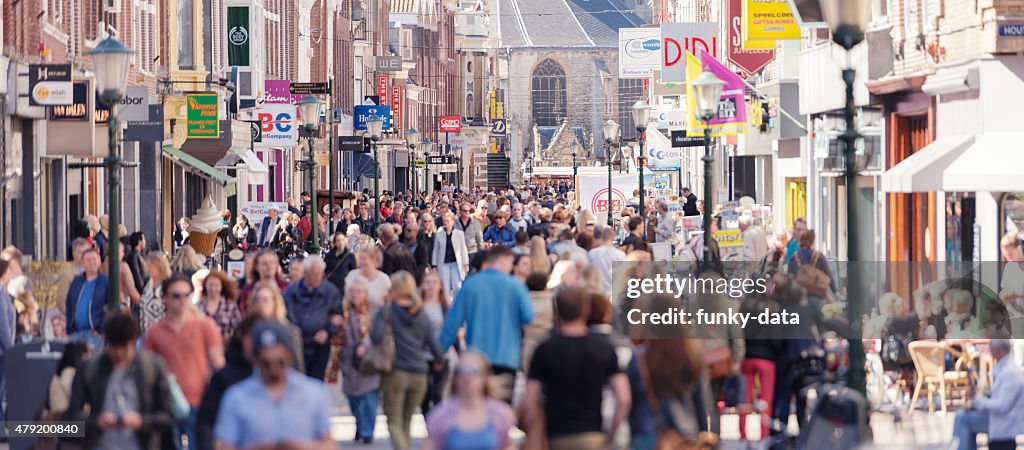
left=344, top=245, right=392, bottom=306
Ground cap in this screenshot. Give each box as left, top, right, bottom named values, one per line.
left=251, top=320, right=297, bottom=361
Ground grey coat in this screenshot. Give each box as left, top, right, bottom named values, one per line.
left=341, top=303, right=381, bottom=396
left=455, top=218, right=484, bottom=254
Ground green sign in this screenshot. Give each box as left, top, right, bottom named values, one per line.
left=414, top=159, right=426, bottom=168
left=186, top=93, right=219, bottom=138
left=227, top=7, right=250, bottom=66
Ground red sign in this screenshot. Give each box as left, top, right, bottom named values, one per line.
left=377, top=76, right=389, bottom=105
left=591, top=188, right=626, bottom=214
left=727, top=0, right=775, bottom=75
left=439, top=116, right=461, bottom=133
left=392, top=85, right=402, bottom=131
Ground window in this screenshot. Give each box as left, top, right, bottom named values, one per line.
left=531, top=59, right=566, bottom=127
left=178, top=0, right=194, bottom=69
left=617, top=78, right=645, bottom=140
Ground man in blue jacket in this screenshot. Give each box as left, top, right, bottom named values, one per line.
left=482, top=212, right=516, bottom=248
left=439, top=246, right=533, bottom=403
left=65, top=248, right=109, bottom=351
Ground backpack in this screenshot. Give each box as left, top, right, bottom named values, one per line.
left=81, top=352, right=189, bottom=421
left=793, top=252, right=830, bottom=298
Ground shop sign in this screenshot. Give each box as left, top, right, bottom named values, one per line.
left=29, top=64, right=74, bottom=106
left=338, top=136, right=370, bottom=153
left=125, top=105, right=164, bottom=141
left=999, top=23, right=1024, bottom=37
left=743, top=0, right=801, bottom=42
left=661, top=22, right=719, bottom=82
left=117, top=86, right=150, bottom=121
left=618, top=28, right=662, bottom=78
left=728, top=0, right=775, bottom=75
left=49, top=82, right=90, bottom=121
left=264, top=80, right=304, bottom=104
left=186, top=92, right=220, bottom=138
left=439, top=116, right=461, bottom=133
left=254, top=103, right=298, bottom=147
left=227, top=6, right=251, bottom=66
left=377, top=76, right=389, bottom=105
left=392, top=86, right=402, bottom=130
left=353, top=105, right=392, bottom=131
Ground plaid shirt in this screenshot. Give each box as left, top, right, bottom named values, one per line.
left=198, top=297, right=241, bottom=340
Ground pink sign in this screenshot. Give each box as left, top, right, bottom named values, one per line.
left=263, top=80, right=304, bottom=104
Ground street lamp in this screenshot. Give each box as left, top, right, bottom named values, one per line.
left=296, top=94, right=324, bottom=254
left=691, top=70, right=726, bottom=272
left=821, top=0, right=872, bottom=401
left=366, top=114, right=385, bottom=231
left=87, top=36, right=134, bottom=311
left=422, top=138, right=432, bottom=199
left=406, top=128, right=418, bottom=197
left=571, top=151, right=578, bottom=178
left=603, top=119, right=621, bottom=227
left=631, top=100, right=651, bottom=234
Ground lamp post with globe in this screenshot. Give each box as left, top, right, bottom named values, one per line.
left=602, top=119, right=621, bottom=227
left=690, top=70, right=725, bottom=270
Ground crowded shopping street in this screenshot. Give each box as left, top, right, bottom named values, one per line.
left=4, top=0, right=1024, bottom=449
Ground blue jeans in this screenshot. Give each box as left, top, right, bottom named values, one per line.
left=952, top=410, right=987, bottom=450
left=70, top=329, right=104, bottom=352
left=347, top=390, right=379, bottom=439
left=440, top=262, right=463, bottom=298
left=175, top=407, right=199, bottom=449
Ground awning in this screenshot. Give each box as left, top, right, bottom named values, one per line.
left=880, top=135, right=974, bottom=193
left=943, top=133, right=1024, bottom=192
left=162, top=145, right=236, bottom=185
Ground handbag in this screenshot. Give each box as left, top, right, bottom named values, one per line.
left=794, top=252, right=830, bottom=298
left=167, top=374, right=191, bottom=421
left=636, top=351, right=719, bottom=450
left=358, top=305, right=395, bottom=375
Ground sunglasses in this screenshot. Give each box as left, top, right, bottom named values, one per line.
left=258, top=358, right=289, bottom=370
left=456, top=365, right=482, bottom=376
left=166, top=292, right=191, bottom=300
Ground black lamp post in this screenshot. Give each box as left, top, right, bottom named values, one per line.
left=631, top=100, right=651, bottom=235
left=571, top=151, right=578, bottom=178
left=406, top=128, right=418, bottom=196
left=87, top=36, right=134, bottom=311
left=602, top=119, right=621, bottom=227
left=296, top=95, right=324, bottom=254
left=690, top=70, right=726, bottom=272
left=366, top=114, right=385, bottom=231
left=423, top=139, right=432, bottom=197
left=821, top=0, right=873, bottom=401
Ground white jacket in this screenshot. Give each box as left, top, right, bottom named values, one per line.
left=433, top=228, right=470, bottom=279
left=974, top=355, right=1024, bottom=441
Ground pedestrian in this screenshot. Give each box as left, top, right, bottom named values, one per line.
left=681, top=187, right=699, bottom=216
left=509, top=203, right=529, bottom=234
left=423, top=351, right=517, bottom=450
left=232, top=214, right=257, bottom=251
left=340, top=279, right=382, bottom=445
left=529, top=236, right=551, bottom=274
left=550, top=226, right=586, bottom=263
left=258, top=207, right=281, bottom=247
left=94, top=215, right=110, bottom=261
left=355, top=204, right=376, bottom=236
left=419, top=270, right=451, bottom=417
left=244, top=281, right=304, bottom=371
left=237, top=249, right=289, bottom=313
left=194, top=315, right=260, bottom=450
left=455, top=203, right=485, bottom=260
left=283, top=256, right=344, bottom=381
left=951, top=339, right=1024, bottom=450
left=0, top=256, right=14, bottom=431
left=587, top=225, right=626, bottom=293
left=484, top=211, right=516, bottom=248
left=347, top=223, right=364, bottom=251
left=439, top=246, right=533, bottom=404
left=197, top=270, right=242, bottom=341
left=523, top=286, right=630, bottom=450
left=144, top=274, right=226, bottom=449
left=139, top=251, right=172, bottom=337
left=784, top=217, right=807, bottom=264
left=174, top=217, right=191, bottom=250
left=527, top=208, right=553, bottom=240
left=786, top=229, right=834, bottom=301
left=655, top=200, right=677, bottom=244
left=125, top=231, right=149, bottom=295
left=512, top=254, right=533, bottom=283
left=56, top=238, right=91, bottom=315
left=214, top=320, right=335, bottom=450
left=380, top=224, right=420, bottom=281
left=738, top=215, right=768, bottom=262
left=346, top=245, right=393, bottom=306
left=65, top=312, right=177, bottom=449
left=403, top=221, right=432, bottom=279
left=65, top=248, right=108, bottom=351
left=520, top=273, right=554, bottom=375
left=372, top=271, right=444, bottom=450
left=433, top=212, right=470, bottom=298
left=169, top=244, right=203, bottom=278
left=39, top=341, right=91, bottom=422
left=105, top=245, right=141, bottom=311
left=325, top=232, right=357, bottom=295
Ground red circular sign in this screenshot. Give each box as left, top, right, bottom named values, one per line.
left=592, top=188, right=627, bottom=214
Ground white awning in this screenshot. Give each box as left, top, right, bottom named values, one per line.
left=880, top=135, right=974, bottom=192
left=240, top=150, right=269, bottom=173
left=944, top=133, right=1024, bottom=192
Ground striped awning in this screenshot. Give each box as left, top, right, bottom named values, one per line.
left=391, top=0, right=417, bottom=13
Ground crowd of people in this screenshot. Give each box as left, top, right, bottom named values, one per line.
left=1, top=181, right=1022, bottom=450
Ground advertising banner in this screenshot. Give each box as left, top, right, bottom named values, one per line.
left=392, top=85, right=402, bottom=130
left=28, top=64, right=73, bottom=106
left=377, top=76, right=389, bottom=105
left=240, top=202, right=288, bottom=232
left=439, top=116, right=461, bottom=133
left=645, top=173, right=673, bottom=200
left=264, top=80, right=304, bottom=104
left=254, top=104, right=298, bottom=147
left=644, top=126, right=682, bottom=171
left=728, top=0, right=775, bottom=74
left=618, top=28, right=663, bottom=78
left=186, top=93, right=220, bottom=138
left=686, top=50, right=749, bottom=137
left=743, top=0, right=801, bottom=43
left=227, top=6, right=251, bottom=66
left=661, top=23, right=718, bottom=83
left=579, top=174, right=637, bottom=226
left=353, top=105, right=392, bottom=131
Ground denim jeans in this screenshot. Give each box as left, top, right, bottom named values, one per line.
left=952, top=410, right=987, bottom=450
left=70, top=329, right=104, bottom=352
left=439, top=262, right=463, bottom=298
left=175, top=407, right=200, bottom=449
left=347, top=390, right=379, bottom=440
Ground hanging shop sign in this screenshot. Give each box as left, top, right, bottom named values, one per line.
left=186, top=92, right=220, bottom=138
left=254, top=103, right=298, bottom=147
left=439, top=116, right=461, bottom=133
left=227, top=6, right=251, bottom=66
left=377, top=76, right=389, bottom=105
left=29, top=64, right=73, bottom=106
left=353, top=105, right=392, bottom=131
left=264, top=80, right=304, bottom=104
left=49, top=82, right=90, bottom=121
left=392, top=85, right=402, bottom=130
left=728, top=0, right=775, bottom=74
left=660, top=22, right=719, bottom=83
left=685, top=50, right=749, bottom=137
left=618, top=28, right=663, bottom=79
left=125, top=105, right=164, bottom=141
left=743, top=0, right=801, bottom=43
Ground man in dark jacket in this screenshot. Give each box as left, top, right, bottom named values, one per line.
left=401, top=222, right=431, bottom=279
left=324, top=232, right=357, bottom=294
left=378, top=225, right=419, bottom=282
left=65, top=312, right=175, bottom=449
left=483, top=212, right=516, bottom=247
left=283, top=256, right=343, bottom=381
left=66, top=248, right=109, bottom=351
left=125, top=231, right=149, bottom=294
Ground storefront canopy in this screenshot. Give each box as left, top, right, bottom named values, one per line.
left=163, top=145, right=236, bottom=185
left=880, top=135, right=974, bottom=193
left=944, top=133, right=1024, bottom=192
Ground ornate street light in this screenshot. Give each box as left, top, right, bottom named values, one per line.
left=602, top=119, right=620, bottom=227
left=295, top=95, right=323, bottom=254
left=691, top=70, right=726, bottom=271
left=631, top=100, right=651, bottom=233
left=407, top=128, right=418, bottom=197
left=422, top=138, right=432, bottom=199
left=87, top=36, right=134, bottom=311
left=366, top=114, right=385, bottom=231
left=820, top=0, right=873, bottom=402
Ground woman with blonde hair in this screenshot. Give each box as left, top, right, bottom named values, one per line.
left=423, top=351, right=516, bottom=450
left=340, top=279, right=381, bottom=444
left=169, top=244, right=203, bottom=277
left=546, top=260, right=578, bottom=292
left=372, top=271, right=444, bottom=450
left=245, top=281, right=304, bottom=371
left=421, top=212, right=438, bottom=241
left=528, top=236, right=551, bottom=274
left=140, top=251, right=172, bottom=335
left=345, top=244, right=392, bottom=306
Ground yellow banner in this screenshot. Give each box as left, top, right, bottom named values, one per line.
left=743, top=0, right=801, bottom=42
left=714, top=229, right=744, bottom=247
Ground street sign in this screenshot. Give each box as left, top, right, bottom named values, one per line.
left=670, top=130, right=704, bottom=147
left=414, top=159, right=426, bottom=168
left=353, top=105, right=392, bottom=131
left=375, top=56, right=402, bottom=71
left=28, top=64, right=73, bottom=106
left=288, top=82, right=330, bottom=95
left=439, top=116, right=461, bottom=133
left=490, top=119, right=507, bottom=136
left=338, top=135, right=370, bottom=153
left=186, top=92, right=220, bottom=138
left=125, top=105, right=164, bottom=141
left=437, top=164, right=457, bottom=173
left=427, top=155, right=454, bottom=165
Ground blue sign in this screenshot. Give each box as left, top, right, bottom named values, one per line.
left=1000, top=24, right=1024, bottom=37
left=353, top=105, right=392, bottom=131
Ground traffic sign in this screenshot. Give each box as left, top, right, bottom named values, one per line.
left=490, top=119, right=507, bottom=136
left=289, top=82, right=330, bottom=95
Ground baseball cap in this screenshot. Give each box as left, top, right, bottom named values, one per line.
left=252, top=320, right=297, bottom=361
